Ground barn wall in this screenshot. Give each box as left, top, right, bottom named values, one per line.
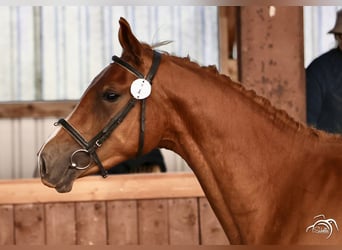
left=0, top=173, right=229, bottom=245
left=0, top=6, right=219, bottom=102
left=0, top=107, right=191, bottom=179
left=0, top=198, right=227, bottom=245
left=238, top=6, right=305, bottom=122
left=1, top=6, right=341, bottom=179
left=0, top=6, right=219, bottom=179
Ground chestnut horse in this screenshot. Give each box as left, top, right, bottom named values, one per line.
left=38, top=18, right=342, bottom=244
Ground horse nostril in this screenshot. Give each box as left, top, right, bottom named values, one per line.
left=39, top=155, right=48, bottom=177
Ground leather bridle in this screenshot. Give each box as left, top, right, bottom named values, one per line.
left=54, top=51, right=162, bottom=178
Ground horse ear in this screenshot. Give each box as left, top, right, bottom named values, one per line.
left=118, top=17, right=143, bottom=64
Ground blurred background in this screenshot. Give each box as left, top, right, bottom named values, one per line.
left=0, top=5, right=340, bottom=179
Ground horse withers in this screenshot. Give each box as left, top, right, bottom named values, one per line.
left=38, top=18, right=342, bottom=244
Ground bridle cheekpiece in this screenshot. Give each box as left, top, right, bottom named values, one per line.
left=54, top=51, right=161, bottom=177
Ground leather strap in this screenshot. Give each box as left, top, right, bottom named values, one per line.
left=112, top=51, right=161, bottom=82
left=54, top=119, right=89, bottom=149
left=88, top=98, right=137, bottom=148
left=137, top=99, right=146, bottom=156
left=146, top=51, right=161, bottom=82
left=55, top=51, right=161, bottom=178
left=112, top=56, right=144, bottom=79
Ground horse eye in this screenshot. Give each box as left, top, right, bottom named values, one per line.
left=102, top=91, right=120, bottom=102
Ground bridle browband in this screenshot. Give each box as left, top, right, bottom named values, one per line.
left=54, top=51, right=161, bottom=178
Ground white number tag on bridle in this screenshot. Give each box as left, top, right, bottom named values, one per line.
left=130, top=78, right=152, bottom=100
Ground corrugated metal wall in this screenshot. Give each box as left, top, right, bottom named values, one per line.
left=0, top=118, right=54, bottom=179
left=0, top=6, right=219, bottom=101
left=0, top=6, right=219, bottom=179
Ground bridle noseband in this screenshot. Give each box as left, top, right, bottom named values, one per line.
left=54, top=51, right=161, bottom=178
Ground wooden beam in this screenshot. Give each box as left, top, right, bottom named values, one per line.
left=0, top=100, right=77, bottom=118
left=237, top=6, right=305, bottom=122
left=218, top=6, right=238, bottom=82
left=0, top=173, right=205, bottom=205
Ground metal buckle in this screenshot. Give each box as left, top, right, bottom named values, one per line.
left=95, top=140, right=102, bottom=148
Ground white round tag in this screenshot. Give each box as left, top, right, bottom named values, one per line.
left=130, top=78, right=152, bottom=100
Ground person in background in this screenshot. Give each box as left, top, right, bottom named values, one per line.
left=306, top=9, right=342, bottom=133
left=106, top=148, right=166, bottom=174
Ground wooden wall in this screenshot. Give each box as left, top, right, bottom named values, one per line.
left=237, top=6, right=305, bottom=122
left=0, top=6, right=219, bottom=179
left=0, top=173, right=229, bottom=245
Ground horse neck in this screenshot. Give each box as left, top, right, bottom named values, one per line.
left=157, top=56, right=342, bottom=243
left=158, top=57, right=312, bottom=175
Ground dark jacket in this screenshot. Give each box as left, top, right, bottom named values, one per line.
left=306, top=48, right=342, bottom=133
left=107, top=148, right=166, bottom=174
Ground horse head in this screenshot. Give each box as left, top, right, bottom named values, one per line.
left=38, top=18, right=168, bottom=192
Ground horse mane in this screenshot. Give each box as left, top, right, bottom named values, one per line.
left=159, top=51, right=342, bottom=142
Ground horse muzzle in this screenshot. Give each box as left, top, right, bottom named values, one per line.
left=38, top=149, right=79, bottom=193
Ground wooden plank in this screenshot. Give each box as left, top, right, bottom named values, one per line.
left=219, top=7, right=229, bottom=63
left=14, top=204, right=45, bottom=245
left=0, top=101, right=77, bottom=118
left=45, top=203, right=76, bottom=244
left=107, top=200, right=138, bottom=245
left=168, top=198, right=199, bottom=245
left=75, top=201, right=107, bottom=245
left=199, top=198, right=228, bottom=245
left=0, top=205, right=14, bottom=245
left=238, top=6, right=305, bottom=122
left=218, top=7, right=238, bottom=82
left=0, top=173, right=205, bottom=205
left=138, top=199, right=169, bottom=244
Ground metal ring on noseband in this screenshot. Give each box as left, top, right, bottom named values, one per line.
left=54, top=51, right=161, bottom=178
left=70, top=149, right=92, bottom=170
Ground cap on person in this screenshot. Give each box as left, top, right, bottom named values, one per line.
left=328, top=9, right=342, bottom=34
